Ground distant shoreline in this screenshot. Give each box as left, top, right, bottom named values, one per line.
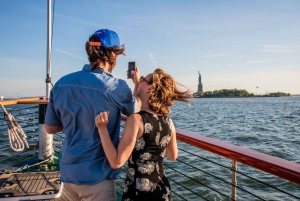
left=193, top=96, right=294, bottom=98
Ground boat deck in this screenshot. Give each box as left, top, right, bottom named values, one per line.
left=0, top=172, right=72, bottom=201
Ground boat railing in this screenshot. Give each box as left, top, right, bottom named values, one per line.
left=0, top=98, right=300, bottom=200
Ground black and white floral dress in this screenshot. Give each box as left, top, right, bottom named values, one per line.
left=122, top=111, right=173, bottom=201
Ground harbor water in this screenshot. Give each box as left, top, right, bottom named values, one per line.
left=0, top=97, right=300, bottom=200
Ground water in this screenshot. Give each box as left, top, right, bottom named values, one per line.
left=165, top=96, right=300, bottom=200
left=1, top=97, right=300, bottom=200
left=170, top=97, right=300, bottom=163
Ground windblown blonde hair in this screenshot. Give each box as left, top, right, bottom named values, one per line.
left=149, top=68, right=193, bottom=115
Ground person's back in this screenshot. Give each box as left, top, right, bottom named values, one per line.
left=45, top=29, right=135, bottom=201
left=49, top=65, right=134, bottom=183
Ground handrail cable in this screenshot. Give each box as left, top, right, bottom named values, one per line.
left=163, top=163, right=231, bottom=199
left=179, top=147, right=300, bottom=199
left=232, top=168, right=300, bottom=199
left=176, top=157, right=266, bottom=199
left=167, top=177, right=208, bottom=201
left=178, top=147, right=228, bottom=169
left=176, top=158, right=230, bottom=184
left=165, top=162, right=267, bottom=201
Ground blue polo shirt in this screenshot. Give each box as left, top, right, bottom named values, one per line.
left=45, top=64, right=135, bottom=185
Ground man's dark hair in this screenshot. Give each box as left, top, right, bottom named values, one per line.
left=85, top=36, right=125, bottom=72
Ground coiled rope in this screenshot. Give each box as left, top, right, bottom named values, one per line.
left=0, top=103, right=29, bottom=152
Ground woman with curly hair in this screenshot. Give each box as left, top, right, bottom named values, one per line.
left=95, top=67, right=193, bottom=201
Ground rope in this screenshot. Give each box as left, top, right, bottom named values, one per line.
left=0, top=155, right=58, bottom=175
left=0, top=103, right=29, bottom=152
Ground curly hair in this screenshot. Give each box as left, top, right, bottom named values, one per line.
left=85, top=36, right=125, bottom=72
left=148, top=68, right=193, bottom=116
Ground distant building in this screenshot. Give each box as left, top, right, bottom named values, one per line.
left=197, top=71, right=203, bottom=95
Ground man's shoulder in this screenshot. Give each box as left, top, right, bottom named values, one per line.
left=54, top=71, right=84, bottom=86
left=107, top=77, right=130, bottom=91
left=106, top=78, right=133, bottom=101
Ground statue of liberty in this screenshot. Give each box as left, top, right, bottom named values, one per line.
left=197, top=71, right=203, bottom=95
left=198, top=71, right=202, bottom=85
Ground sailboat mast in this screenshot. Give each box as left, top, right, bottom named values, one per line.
left=38, top=0, right=54, bottom=161
left=46, top=0, right=52, bottom=99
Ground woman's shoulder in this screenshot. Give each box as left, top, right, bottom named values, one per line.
left=127, top=113, right=143, bottom=123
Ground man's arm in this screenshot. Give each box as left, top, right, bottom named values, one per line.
left=45, top=124, right=63, bottom=134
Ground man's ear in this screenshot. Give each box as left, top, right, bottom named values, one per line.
left=147, top=87, right=151, bottom=93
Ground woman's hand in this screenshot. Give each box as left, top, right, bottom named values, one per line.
left=131, top=66, right=140, bottom=85
left=95, top=111, right=110, bottom=131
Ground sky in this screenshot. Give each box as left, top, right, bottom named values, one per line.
left=0, top=0, right=300, bottom=98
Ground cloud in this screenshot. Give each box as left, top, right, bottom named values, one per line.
left=55, top=49, right=87, bottom=60
left=260, top=45, right=294, bottom=53
left=244, top=61, right=269, bottom=64
left=202, top=54, right=226, bottom=58
left=147, top=52, right=158, bottom=68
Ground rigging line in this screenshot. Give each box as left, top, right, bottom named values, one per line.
left=51, top=0, right=55, bottom=53
left=50, top=0, right=55, bottom=87
left=46, top=0, right=55, bottom=87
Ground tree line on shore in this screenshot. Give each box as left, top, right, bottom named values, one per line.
left=194, top=89, right=290, bottom=97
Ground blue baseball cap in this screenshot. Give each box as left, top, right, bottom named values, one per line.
left=89, top=29, right=120, bottom=47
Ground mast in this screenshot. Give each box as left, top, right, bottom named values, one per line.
left=39, top=0, right=53, bottom=161
left=46, top=0, right=52, bottom=99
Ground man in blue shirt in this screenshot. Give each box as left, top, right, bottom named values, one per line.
left=45, top=29, right=135, bottom=201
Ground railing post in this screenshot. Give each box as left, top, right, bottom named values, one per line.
left=231, top=160, right=237, bottom=201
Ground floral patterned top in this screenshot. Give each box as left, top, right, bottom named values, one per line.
left=122, top=111, right=173, bottom=201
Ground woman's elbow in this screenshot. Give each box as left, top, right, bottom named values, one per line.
left=168, top=155, right=177, bottom=161
left=166, top=151, right=178, bottom=161
left=166, top=148, right=178, bottom=161
left=111, top=163, right=122, bottom=169
left=110, top=160, right=125, bottom=169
